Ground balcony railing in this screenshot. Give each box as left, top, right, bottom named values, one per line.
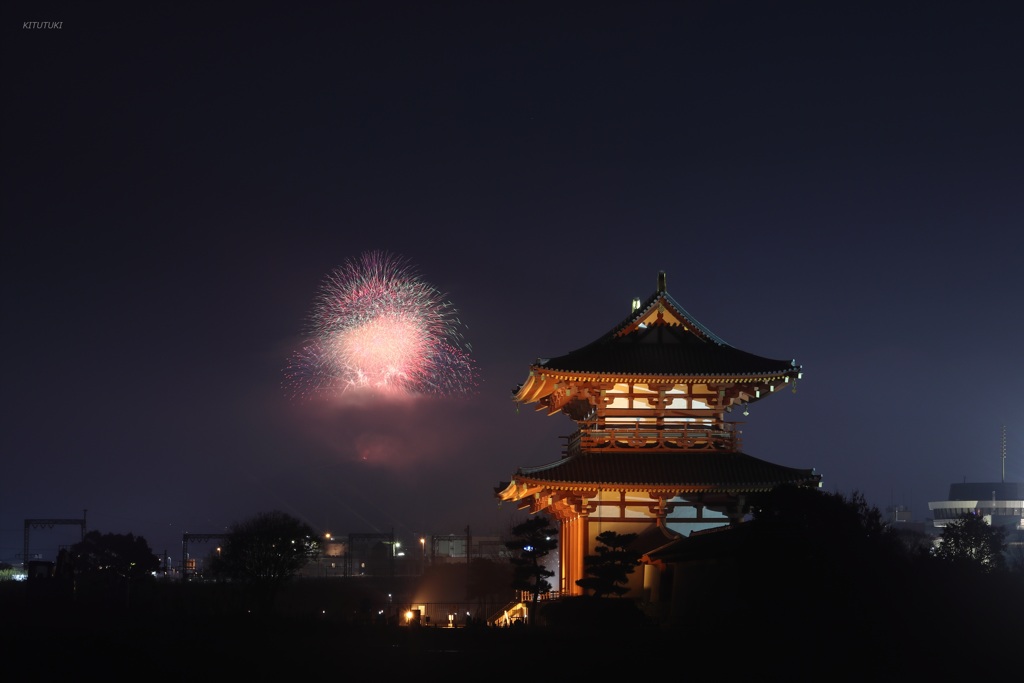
left=565, top=421, right=741, bottom=454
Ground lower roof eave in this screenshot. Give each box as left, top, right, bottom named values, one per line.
left=502, top=479, right=819, bottom=495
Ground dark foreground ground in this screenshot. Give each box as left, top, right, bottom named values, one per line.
left=2, top=576, right=1018, bottom=681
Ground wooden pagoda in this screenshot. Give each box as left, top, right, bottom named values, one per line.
left=496, top=272, right=821, bottom=601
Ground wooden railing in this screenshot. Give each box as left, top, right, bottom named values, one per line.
left=565, top=421, right=741, bottom=454
left=487, top=591, right=563, bottom=627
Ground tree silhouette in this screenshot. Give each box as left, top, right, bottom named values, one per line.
left=933, top=511, right=1007, bottom=572
left=575, top=530, right=639, bottom=597
left=69, top=530, right=160, bottom=605
left=70, top=530, right=160, bottom=579
left=208, top=510, right=321, bottom=612
left=505, top=516, right=558, bottom=623
left=726, top=484, right=914, bottom=638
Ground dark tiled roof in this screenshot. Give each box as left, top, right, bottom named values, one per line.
left=540, top=323, right=796, bottom=376
left=631, top=524, right=684, bottom=556
left=645, top=523, right=754, bottom=562
left=513, top=451, right=819, bottom=492
left=537, top=286, right=797, bottom=377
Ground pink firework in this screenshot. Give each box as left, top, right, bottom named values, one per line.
left=285, top=251, right=478, bottom=398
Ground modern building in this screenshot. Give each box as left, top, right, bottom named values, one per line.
left=496, top=272, right=821, bottom=603
left=928, top=481, right=1024, bottom=532
left=929, top=427, right=1023, bottom=537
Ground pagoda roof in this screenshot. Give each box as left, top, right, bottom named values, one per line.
left=518, top=272, right=799, bottom=388
left=496, top=451, right=820, bottom=499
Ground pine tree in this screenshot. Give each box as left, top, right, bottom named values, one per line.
left=505, top=516, right=558, bottom=623
left=575, top=531, right=640, bottom=597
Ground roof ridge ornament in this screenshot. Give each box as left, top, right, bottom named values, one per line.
left=658, top=271, right=667, bottom=293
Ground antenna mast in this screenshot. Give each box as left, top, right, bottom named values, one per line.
left=1001, top=425, right=1006, bottom=483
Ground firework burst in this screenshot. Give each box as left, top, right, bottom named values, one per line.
left=285, top=251, right=478, bottom=399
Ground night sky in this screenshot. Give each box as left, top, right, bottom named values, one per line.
left=3, top=1, right=1022, bottom=565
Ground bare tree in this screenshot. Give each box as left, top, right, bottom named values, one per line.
left=209, top=510, right=321, bottom=612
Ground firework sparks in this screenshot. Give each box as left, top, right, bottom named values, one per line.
left=285, top=251, right=478, bottom=399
